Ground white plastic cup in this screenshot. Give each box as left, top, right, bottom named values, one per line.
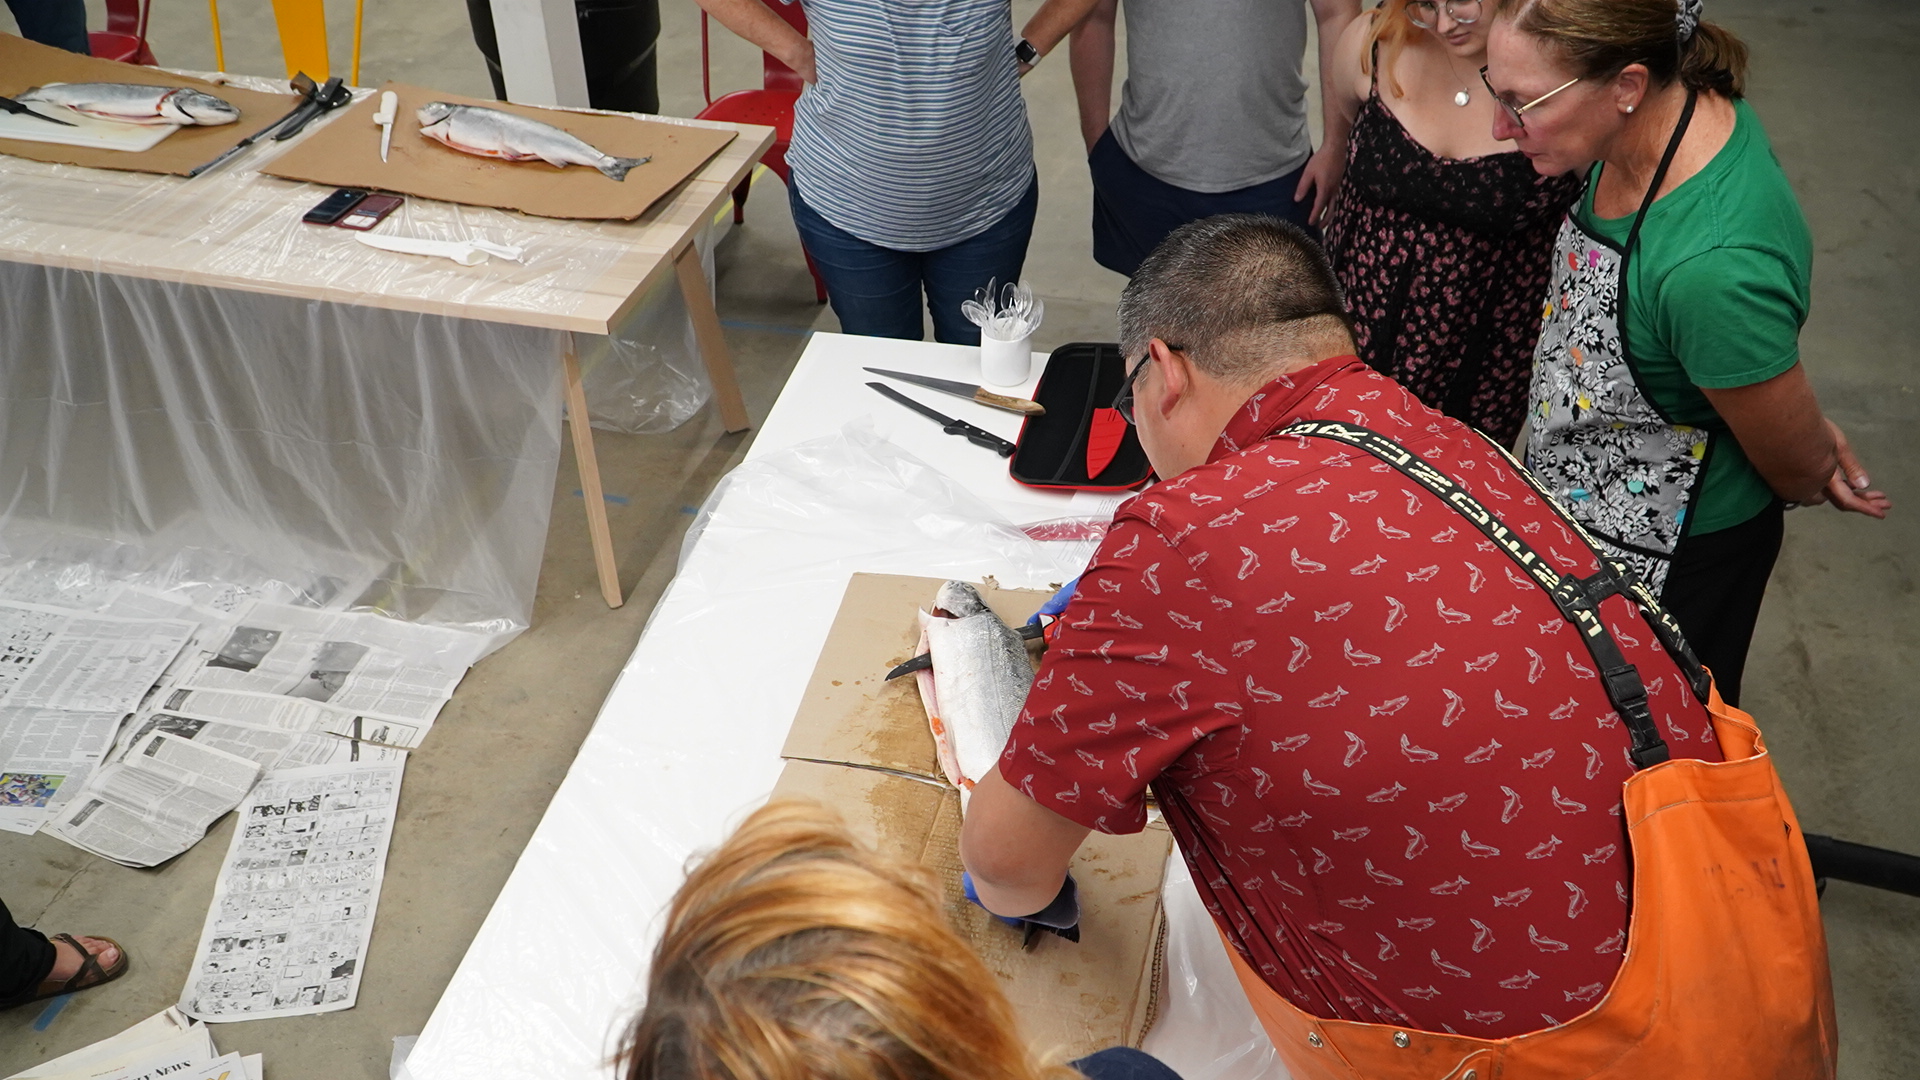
left=979, top=333, right=1033, bottom=387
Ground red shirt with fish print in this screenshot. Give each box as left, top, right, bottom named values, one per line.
left=1003, top=356, right=1722, bottom=1038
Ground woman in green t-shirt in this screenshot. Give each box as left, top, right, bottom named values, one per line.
left=1481, top=0, right=1889, bottom=703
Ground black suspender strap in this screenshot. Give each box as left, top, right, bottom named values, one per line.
left=1465, top=427, right=1713, bottom=706
left=1279, top=420, right=1703, bottom=771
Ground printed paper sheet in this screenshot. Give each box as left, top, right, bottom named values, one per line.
left=0, top=706, right=127, bottom=834
left=179, top=759, right=405, bottom=1021
left=174, top=604, right=483, bottom=724
left=0, top=599, right=194, bottom=713
left=43, top=731, right=264, bottom=867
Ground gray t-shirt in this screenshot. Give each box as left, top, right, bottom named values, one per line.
left=1109, top=0, right=1313, bottom=193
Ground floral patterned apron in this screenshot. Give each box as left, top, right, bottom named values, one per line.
left=1526, top=91, right=1704, bottom=592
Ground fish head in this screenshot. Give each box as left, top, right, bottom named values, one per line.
left=933, top=580, right=992, bottom=619
left=416, top=101, right=456, bottom=129
left=173, top=90, right=240, bottom=125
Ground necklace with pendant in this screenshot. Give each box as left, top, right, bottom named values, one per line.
left=1443, top=52, right=1472, bottom=107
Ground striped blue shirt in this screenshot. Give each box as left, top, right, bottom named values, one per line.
left=786, top=0, right=1035, bottom=252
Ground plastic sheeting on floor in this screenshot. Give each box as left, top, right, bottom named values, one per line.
left=406, top=421, right=1287, bottom=1079
left=0, top=70, right=729, bottom=648
left=0, top=260, right=564, bottom=648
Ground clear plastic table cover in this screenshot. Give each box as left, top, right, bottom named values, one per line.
left=404, top=424, right=1285, bottom=1080
left=0, top=72, right=724, bottom=647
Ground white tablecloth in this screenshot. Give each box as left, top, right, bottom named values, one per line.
left=405, top=333, right=1283, bottom=1080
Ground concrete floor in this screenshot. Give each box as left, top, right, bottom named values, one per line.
left=1, top=1, right=1914, bottom=1076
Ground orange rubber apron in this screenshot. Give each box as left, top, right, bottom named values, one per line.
left=1231, top=422, right=1839, bottom=1080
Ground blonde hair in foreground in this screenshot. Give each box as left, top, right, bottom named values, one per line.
left=617, top=799, right=1078, bottom=1080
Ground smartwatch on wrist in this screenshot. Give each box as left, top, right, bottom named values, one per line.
left=1014, top=38, right=1040, bottom=67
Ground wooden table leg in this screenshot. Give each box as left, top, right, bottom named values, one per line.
left=674, top=242, right=751, bottom=434
left=562, top=335, right=624, bottom=609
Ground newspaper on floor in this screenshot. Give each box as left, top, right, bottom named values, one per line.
left=180, top=757, right=406, bottom=1021
left=162, top=1053, right=249, bottom=1080
left=42, top=731, right=263, bottom=867
left=157, top=687, right=429, bottom=749
left=4, top=1007, right=196, bottom=1080
left=172, top=604, right=486, bottom=724
left=6, top=1016, right=217, bottom=1080
left=0, top=600, right=195, bottom=714
left=0, top=707, right=129, bottom=835
left=110, top=697, right=411, bottom=774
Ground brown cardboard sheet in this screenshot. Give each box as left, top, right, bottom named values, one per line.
left=779, top=573, right=1172, bottom=1056
left=262, top=82, right=738, bottom=221
left=0, top=34, right=299, bottom=176
left=781, top=571, right=1056, bottom=780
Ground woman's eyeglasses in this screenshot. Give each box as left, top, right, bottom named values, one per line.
left=1479, top=66, right=1581, bottom=130
left=1405, top=0, right=1481, bottom=29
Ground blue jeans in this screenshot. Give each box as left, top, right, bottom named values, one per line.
left=789, top=175, right=1039, bottom=346
left=1089, top=128, right=1314, bottom=277
left=5, top=0, right=89, bottom=53
left=1071, top=1048, right=1183, bottom=1080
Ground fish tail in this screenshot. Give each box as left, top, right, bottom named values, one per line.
left=598, top=155, right=651, bottom=182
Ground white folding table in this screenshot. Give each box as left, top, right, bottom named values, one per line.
left=404, top=332, right=1282, bottom=1080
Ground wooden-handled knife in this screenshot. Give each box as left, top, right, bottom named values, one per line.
left=862, top=367, right=1045, bottom=416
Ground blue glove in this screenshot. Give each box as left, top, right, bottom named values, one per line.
left=963, top=871, right=1082, bottom=943
left=1028, top=576, right=1081, bottom=624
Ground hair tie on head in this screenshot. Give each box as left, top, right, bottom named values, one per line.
left=1676, top=0, right=1703, bottom=42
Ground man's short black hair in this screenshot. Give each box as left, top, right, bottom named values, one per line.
left=1117, top=214, right=1352, bottom=384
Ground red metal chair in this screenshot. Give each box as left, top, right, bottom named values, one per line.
left=89, top=0, right=157, bottom=65
left=695, top=2, right=827, bottom=303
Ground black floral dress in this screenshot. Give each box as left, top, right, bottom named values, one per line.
left=1323, top=79, right=1583, bottom=447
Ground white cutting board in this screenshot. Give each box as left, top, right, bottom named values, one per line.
left=0, top=106, right=178, bottom=151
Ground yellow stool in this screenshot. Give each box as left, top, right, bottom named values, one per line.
left=209, top=0, right=367, bottom=84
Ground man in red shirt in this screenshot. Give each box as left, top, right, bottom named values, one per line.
left=958, top=215, right=1722, bottom=1037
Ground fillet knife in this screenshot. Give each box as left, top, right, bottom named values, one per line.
left=188, top=72, right=321, bottom=178
left=863, top=367, right=1045, bottom=416
left=0, top=94, right=76, bottom=127
left=885, top=620, right=1048, bottom=681
left=867, top=382, right=1018, bottom=458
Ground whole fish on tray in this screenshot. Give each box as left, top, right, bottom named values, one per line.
left=17, top=83, right=240, bottom=126
left=910, top=581, right=1034, bottom=800
left=416, top=102, right=650, bottom=181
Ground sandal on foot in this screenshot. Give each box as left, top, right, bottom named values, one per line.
left=2, top=933, right=130, bottom=1009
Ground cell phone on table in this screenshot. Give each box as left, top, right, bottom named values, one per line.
left=303, top=187, right=368, bottom=225
left=335, top=193, right=404, bottom=231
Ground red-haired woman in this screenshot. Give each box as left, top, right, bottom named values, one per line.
left=1319, top=0, right=1582, bottom=447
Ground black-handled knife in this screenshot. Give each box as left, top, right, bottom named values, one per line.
left=272, top=76, right=350, bottom=141
left=885, top=620, right=1048, bottom=680
left=867, top=382, right=1017, bottom=457
left=189, top=72, right=322, bottom=178
left=0, top=93, right=77, bottom=127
